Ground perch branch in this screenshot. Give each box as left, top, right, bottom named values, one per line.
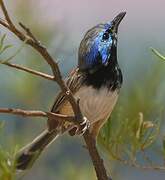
left=84, top=131, right=110, bottom=180
left=0, top=1, right=110, bottom=179
left=0, top=108, right=77, bottom=124
left=0, top=17, right=9, bottom=28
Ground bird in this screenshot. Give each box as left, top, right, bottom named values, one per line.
left=16, top=12, right=126, bottom=170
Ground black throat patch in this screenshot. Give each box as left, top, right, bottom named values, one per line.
left=82, top=62, right=123, bottom=91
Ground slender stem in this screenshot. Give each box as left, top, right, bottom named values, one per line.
left=151, top=47, right=165, bottom=61
left=0, top=0, right=15, bottom=28
left=0, top=108, right=76, bottom=123
left=0, top=108, right=47, bottom=117
left=0, top=17, right=9, bottom=28
left=19, top=22, right=39, bottom=43
left=1, top=61, right=54, bottom=81
left=84, top=131, right=110, bottom=180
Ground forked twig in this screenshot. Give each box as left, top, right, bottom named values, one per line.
left=19, top=22, right=39, bottom=43
left=0, top=108, right=77, bottom=124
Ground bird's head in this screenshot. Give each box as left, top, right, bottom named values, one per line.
left=78, top=12, right=126, bottom=73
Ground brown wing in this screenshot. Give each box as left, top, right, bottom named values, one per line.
left=48, top=68, right=85, bottom=130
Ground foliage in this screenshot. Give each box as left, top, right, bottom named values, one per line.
left=0, top=33, right=27, bottom=64
left=0, top=122, right=17, bottom=180
left=0, top=34, right=12, bottom=56
left=151, top=48, right=165, bottom=61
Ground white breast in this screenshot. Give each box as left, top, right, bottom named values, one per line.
left=75, top=86, right=119, bottom=124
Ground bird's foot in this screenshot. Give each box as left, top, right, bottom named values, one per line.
left=76, top=116, right=90, bottom=135
left=69, top=117, right=90, bottom=136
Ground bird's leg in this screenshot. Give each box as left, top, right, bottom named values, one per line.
left=76, top=116, right=90, bottom=135
left=69, top=116, right=90, bottom=136
left=69, top=98, right=90, bottom=136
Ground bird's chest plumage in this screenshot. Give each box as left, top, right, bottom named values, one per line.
left=76, top=86, right=118, bottom=123
left=60, top=85, right=119, bottom=124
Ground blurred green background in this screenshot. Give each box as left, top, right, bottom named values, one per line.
left=0, top=0, right=165, bottom=179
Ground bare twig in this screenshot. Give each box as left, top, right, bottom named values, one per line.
left=0, top=108, right=47, bottom=117
left=0, top=0, right=14, bottom=28
left=1, top=61, right=54, bottom=81
left=0, top=17, right=9, bottom=28
left=19, top=22, right=40, bottom=43
left=0, top=108, right=76, bottom=124
left=0, top=1, right=110, bottom=179
left=84, top=131, right=110, bottom=180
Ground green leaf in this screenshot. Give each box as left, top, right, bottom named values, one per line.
left=0, top=39, right=27, bottom=64
left=151, top=47, right=165, bottom=61
left=0, top=44, right=13, bottom=55
left=3, top=39, right=27, bottom=63
left=162, top=137, right=165, bottom=156
left=0, top=34, right=6, bottom=50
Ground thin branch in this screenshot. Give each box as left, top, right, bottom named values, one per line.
left=1, top=61, right=54, bottom=81
left=19, top=22, right=40, bottom=43
left=0, top=0, right=14, bottom=28
left=0, top=17, right=9, bottom=28
left=84, top=131, right=110, bottom=180
left=0, top=108, right=47, bottom=117
left=0, top=108, right=76, bottom=124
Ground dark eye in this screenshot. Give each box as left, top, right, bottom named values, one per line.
left=102, top=32, right=109, bottom=40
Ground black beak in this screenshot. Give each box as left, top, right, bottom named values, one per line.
left=112, top=12, right=126, bottom=32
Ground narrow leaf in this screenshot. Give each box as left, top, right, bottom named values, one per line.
left=151, top=47, right=165, bottom=61
left=0, top=34, right=6, bottom=50
left=0, top=44, right=13, bottom=55
left=0, top=39, right=27, bottom=63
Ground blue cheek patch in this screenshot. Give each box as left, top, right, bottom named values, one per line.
left=85, top=42, right=99, bottom=67
left=98, top=38, right=112, bottom=65
left=101, top=50, right=109, bottom=64
left=85, top=30, right=113, bottom=68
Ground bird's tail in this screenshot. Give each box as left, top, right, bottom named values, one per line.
left=16, top=129, right=60, bottom=170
